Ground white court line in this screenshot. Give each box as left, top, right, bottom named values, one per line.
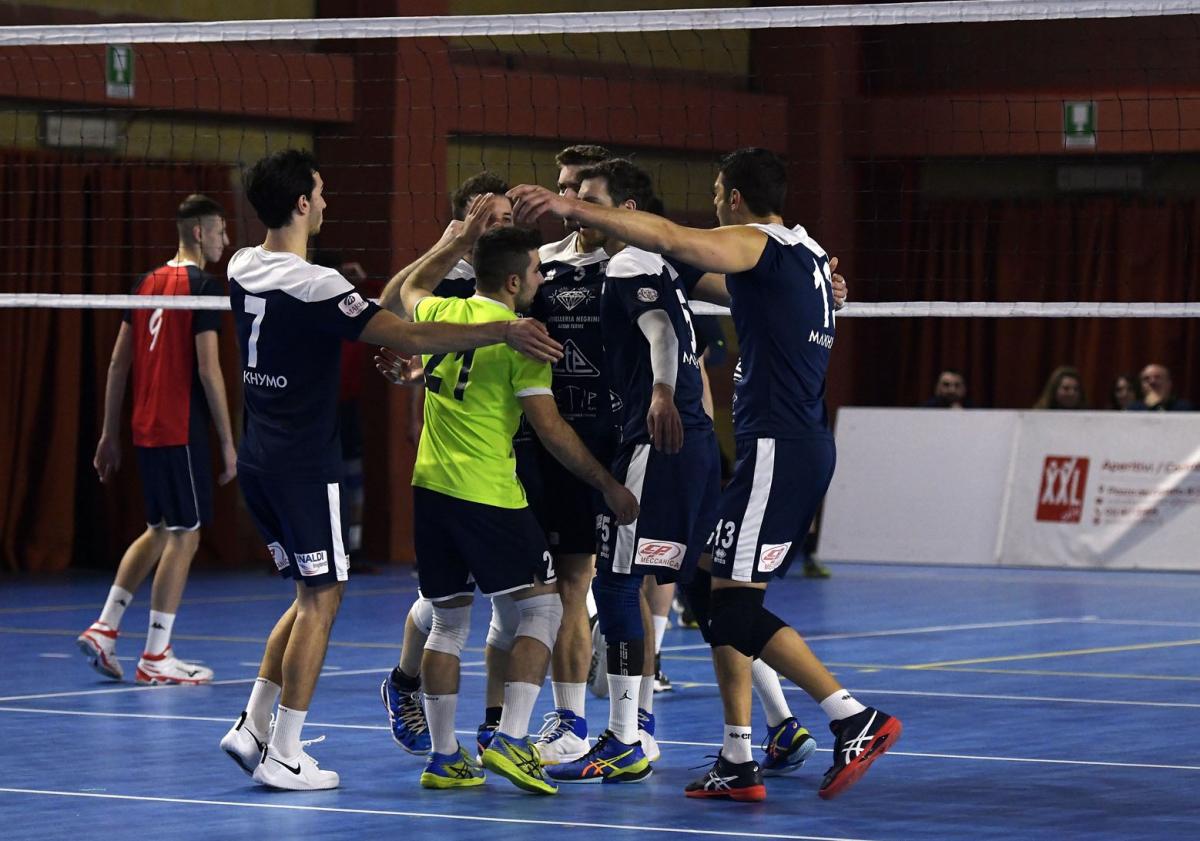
left=38, top=653, right=71, bottom=659
left=4, top=706, right=1198, bottom=772
left=1083, top=618, right=1200, bottom=629
left=0, top=585, right=419, bottom=615
left=661, top=617, right=1093, bottom=652
left=0, top=788, right=873, bottom=841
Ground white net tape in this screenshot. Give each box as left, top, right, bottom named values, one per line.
left=5, top=293, right=1199, bottom=319
left=0, top=1, right=1189, bottom=45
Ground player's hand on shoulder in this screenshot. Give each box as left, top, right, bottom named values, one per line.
left=604, top=481, right=640, bottom=526
left=830, top=256, right=848, bottom=311
left=375, top=346, right=424, bottom=386
left=647, top=384, right=683, bottom=455
left=507, top=184, right=570, bottom=225
left=505, top=318, right=564, bottom=363
left=93, top=435, right=121, bottom=484
left=218, top=443, right=238, bottom=486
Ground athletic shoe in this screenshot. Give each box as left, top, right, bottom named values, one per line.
left=761, top=717, right=816, bottom=776
left=548, top=730, right=651, bottom=784
left=481, top=731, right=557, bottom=795
left=134, top=646, right=213, bottom=685
left=638, top=708, right=660, bottom=762
left=380, top=677, right=431, bottom=754
left=802, top=556, right=832, bottom=579
left=533, top=708, right=590, bottom=765
left=587, top=619, right=608, bottom=698
left=476, top=721, right=497, bottom=760
left=653, top=652, right=672, bottom=693
left=220, top=710, right=271, bottom=775
left=818, top=707, right=902, bottom=800
left=76, top=622, right=123, bottom=680
left=253, top=742, right=339, bottom=791
left=420, top=744, right=486, bottom=789
left=684, top=753, right=766, bottom=802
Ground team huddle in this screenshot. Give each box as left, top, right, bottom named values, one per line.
left=84, top=143, right=901, bottom=804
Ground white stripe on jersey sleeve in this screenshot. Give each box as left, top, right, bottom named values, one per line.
left=228, top=246, right=355, bottom=303
left=607, top=246, right=668, bottom=279
left=745, top=223, right=828, bottom=258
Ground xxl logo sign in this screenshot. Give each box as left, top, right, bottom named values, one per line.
left=1036, top=455, right=1089, bottom=523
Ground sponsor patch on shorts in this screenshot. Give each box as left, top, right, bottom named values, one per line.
left=636, top=538, right=685, bottom=570
left=758, top=542, right=792, bottom=573
left=339, top=292, right=368, bottom=317
left=268, top=541, right=289, bottom=572
left=296, top=549, right=330, bottom=577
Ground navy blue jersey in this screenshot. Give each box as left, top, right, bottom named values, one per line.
left=601, top=247, right=711, bottom=445
left=228, top=246, right=381, bottom=482
left=433, top=258, right=476, bottom=299
left=530, top=232, right=614, bottom=438
left=727, top=224, right=835, bottom=439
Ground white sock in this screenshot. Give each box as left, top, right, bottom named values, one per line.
left=638, top=669, right=654, bottom=714
left=97, top=585, right=133, bottom=629
left=607, top=674, right=640, bottom=744
left=145, top=610, right=175, bottom=655
left=424, top=693, right=459, bottom=756
left=723, top=724, right=753, bottom=763
left=751, top=659, right=792, bottom=727
left=271, top=705, right=307, bottom=758
left=819, top=689, right=868, bottom=721
left=552, top=681, right=586, bottom=719
left=499, top=681, right=540, bottom=739
left=652, top=615, right=668, bottom=652
left=245, top=677, right=280, bottom=735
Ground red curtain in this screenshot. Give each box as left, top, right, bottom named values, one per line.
left=0, top=149, right=239, bottom=574
left=843, top=193, right=1200, bottom=411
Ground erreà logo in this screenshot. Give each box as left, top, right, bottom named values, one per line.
left=1036, top=455, right=1089, bottom=523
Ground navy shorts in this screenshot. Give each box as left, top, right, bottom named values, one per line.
left=707, top=435, right=836, bottom=583
left=530, top=429, right=618, bottom=555
left=596, top=429, right=721, bottom=584
left=240, top=471, right=350, bottom=587
left=135, top=443, right=212, bottom=531
left=413, top=487, right=556, bottom=601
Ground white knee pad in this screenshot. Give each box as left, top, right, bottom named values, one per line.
left=486, top=595, right=522, bottom=652
left=408, top=596, right=433, bottom=636
left=511, top=592, right=563, bottom=652
left=425, top=603, right=472, bottom=658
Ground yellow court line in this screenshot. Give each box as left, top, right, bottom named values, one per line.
left=903, top=638, right=1200, bottom=669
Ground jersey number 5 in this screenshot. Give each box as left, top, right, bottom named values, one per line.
left=424, top=349, right=475, bottom=401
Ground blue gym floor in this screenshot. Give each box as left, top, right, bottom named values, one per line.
left=1, top=562, right=1197, bottom=840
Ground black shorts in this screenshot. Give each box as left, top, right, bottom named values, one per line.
left=707, top=435, right=836, bottom=583
left=597, top=430, right=721, bottom=584
left=413, top=486, right=556, bottom=601
left=528, top=429, right=618, bottom=555
left=240, top=471, right=350, bottom=587
left=135, top=443, right=212, bottom=531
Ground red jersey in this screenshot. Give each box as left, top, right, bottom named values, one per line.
left=124, top=261, right=221, bottom=447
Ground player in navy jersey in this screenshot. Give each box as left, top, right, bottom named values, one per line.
left=218, top=150, right=560, bottom=792
left=80, top=194, right=235, bottom=687
left=510, top=146, right=900, bottom=803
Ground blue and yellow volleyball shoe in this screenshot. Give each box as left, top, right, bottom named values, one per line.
left=420, top=744, right=486, bottom=789
left=548, top=730, right=652, bottom=784
left=379, top=677, right=431, bottom=754
left=481, top=732, right=558, bottom=795
left=761, top=716, right=817, bottom=776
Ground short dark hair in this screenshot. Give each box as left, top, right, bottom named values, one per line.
left=175, top=193, right=224, bottom=243
left=245, top=149, right=319, bottom=229
left=451, top=171, right=510, bottom=221
left=473, top=226, right=543, bottom=293
left=555, top=144, right=612, bottom=168
left=577, top=158, right=654, bottom=211
left=717, top=147, right=786, bottom=216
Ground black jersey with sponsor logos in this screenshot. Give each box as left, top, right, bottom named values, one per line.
left=529, top=232, right=615, bottom=439
left=228, top=246, right=380, bottom=482
left=727, top=224, right=836, bottom=439
left=601, top=247, right=711, bottom=446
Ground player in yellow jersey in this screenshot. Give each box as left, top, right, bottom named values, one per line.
left=378, top=194, right=638, bottom=795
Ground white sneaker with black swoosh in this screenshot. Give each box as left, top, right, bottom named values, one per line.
left=220, top=711, right=272, bottom=775
left=252, top=742, right=339, bottom=791
left=135, top=647, right=213, bottom=685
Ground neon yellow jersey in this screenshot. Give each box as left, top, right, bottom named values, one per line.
left=411, top=294, right=552, bottom=508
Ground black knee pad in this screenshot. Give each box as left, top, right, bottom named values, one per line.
left=681, top=568, right=713, bottom=644
left=708, top=587, right=787, bottom=658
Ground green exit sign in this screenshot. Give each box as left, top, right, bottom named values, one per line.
left=1063, top=101, right=1096, bottom=148
left=106, top=45, right=134, bottom=99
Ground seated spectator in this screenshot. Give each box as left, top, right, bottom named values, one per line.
left=1033, top=365, right=1087, bottom=410
left=921, top=369, right=970, bottom=409
left=1109, top=373, right=1138, bottom=410
left=1129, top=363, right=1195, bottom=412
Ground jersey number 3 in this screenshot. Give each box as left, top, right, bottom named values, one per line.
left=424, top=349, right=475, bottom=401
